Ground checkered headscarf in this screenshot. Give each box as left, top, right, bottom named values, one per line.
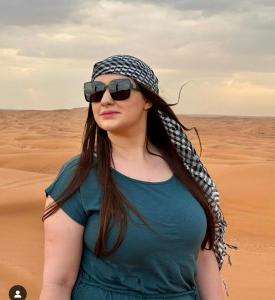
left=91, top=54, right=238, bottom=296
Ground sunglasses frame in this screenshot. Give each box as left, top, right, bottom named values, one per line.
left=84, top=78, right=142, bottom=103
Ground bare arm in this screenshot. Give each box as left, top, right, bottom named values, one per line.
left=39, top=282, right=73, bottom=300
left=195, top=244, right=225, bottom=300
left=39, top=196, right=85, bottom=300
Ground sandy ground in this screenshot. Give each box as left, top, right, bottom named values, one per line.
left=0, top=107, right=274, bottom=299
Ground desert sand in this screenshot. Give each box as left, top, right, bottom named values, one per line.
left=0, top=107, right=274, bottom=299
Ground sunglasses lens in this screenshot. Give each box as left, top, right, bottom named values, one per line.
left=84, top=82, right=92, bottom=102
left=84, top=78, right=135, bottom=102
left=109, top=79, right=131, bottom=100
left=91, top=91, right=104, bottom=102
left=111, top=89, right=131, bottom=100
left=84, top=81, right=105, bottom=102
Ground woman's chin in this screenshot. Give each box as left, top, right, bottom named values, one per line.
left=99, top=123, right=123, bottom=133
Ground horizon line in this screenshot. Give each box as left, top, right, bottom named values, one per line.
left=0, top=107, right=274, bottom=118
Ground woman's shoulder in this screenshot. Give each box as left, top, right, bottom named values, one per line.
left=61, top=153, right=98, bottom=187
left=59, top=153, right=99, bottom=178
left=59, top=154, right=81, bottom=174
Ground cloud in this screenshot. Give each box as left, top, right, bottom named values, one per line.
left=116, top=0, right=275, bottom=16
left=0, top=0, right=86, bottom=26
left=1, top=0, right=273, bottom=74
left=0, top=0, right=274, bottom=115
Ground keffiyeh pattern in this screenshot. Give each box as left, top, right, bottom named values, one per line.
left=158, top=111, right=238, bottom=270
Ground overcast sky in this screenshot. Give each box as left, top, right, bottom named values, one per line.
left=0, top=0, right=274, bottom=116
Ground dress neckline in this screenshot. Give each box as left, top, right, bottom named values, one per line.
left=92, top=152, right=174, bottom=185
left=111, top=167, right=174, bottom=185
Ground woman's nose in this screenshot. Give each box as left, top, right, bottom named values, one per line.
left=100, top=88, right=114, bottom=104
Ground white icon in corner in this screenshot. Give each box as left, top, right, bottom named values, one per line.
left=14, top=290, right=22, bottom=298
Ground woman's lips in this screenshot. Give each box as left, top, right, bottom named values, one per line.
left=101, top=112, right=120, bottom=118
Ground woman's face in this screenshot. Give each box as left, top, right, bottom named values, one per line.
left=91, top=73, right=152, bottom=134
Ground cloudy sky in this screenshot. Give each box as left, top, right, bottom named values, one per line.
left=0, top=0, right=274, bottom=116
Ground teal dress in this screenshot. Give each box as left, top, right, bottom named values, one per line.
left=44, top=154, right=206, bottom=300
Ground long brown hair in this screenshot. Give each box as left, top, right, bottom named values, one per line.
left=42, top=81, right=215, bottom=257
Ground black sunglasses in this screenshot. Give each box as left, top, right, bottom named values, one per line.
left=84, top=78, right=142, bottom=103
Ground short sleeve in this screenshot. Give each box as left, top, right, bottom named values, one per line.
left=44, top=156, right=87, bottom=226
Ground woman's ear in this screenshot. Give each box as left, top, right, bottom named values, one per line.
left=145, top=101, right=152, bottom=109
left=143, top=97, right=152, bottom=110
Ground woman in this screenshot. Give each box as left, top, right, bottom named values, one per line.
left=39, top=54, right=237, bottom=300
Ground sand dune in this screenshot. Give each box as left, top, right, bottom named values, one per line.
left=0, top=108, right=274, bottom=299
